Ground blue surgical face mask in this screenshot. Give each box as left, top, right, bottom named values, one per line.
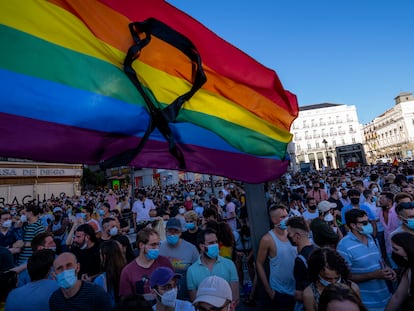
left=98, top=210, right=105, bottom=216
left=146, top=248, right=159, bottom=260
left=56, top=268, right=78, bottom=289
left=279, top=218, right=288, bottom=230
left=186, top=222, right=195, bottom=230
left=109, top=227, right=118, bottom=236
left=404, top=218, right=414, bottom=230
left=319, top=275, right=341, bottom=287
left=166, top=234, right=180, bottom=245
left=205, top=243, right=219, bottom=259
left=359, top=223, right=373, bottom=235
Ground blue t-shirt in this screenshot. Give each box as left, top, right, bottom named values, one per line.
left=5, top=279, right=59, bottom=311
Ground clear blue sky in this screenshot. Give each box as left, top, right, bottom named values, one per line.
left=168, top=0, right=414, bottom=125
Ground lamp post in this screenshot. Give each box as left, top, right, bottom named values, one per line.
left=322, top=139, right=329, bottom=167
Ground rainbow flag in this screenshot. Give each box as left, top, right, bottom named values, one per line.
left=0, top=0, right=298, bottom=183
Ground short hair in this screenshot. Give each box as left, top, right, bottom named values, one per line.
left=394, top=192, right=413, bottom=204
left=25, top=204, right=41, bottom=216
left=353, top=180, right=364, bottom=188
left=318, top=283, right=367, bottom=311
left=76, top=224, right=98, bottom=243
left=27, top=249, right=55, bottom=281
left=268, top=204, right=287, bottom=214
left=197, top=228, right=217, bottom=246
left=0, top=210, right=11, bottom=218
left=306, top=196, right=316, bottom=204
left=347, top=189, right=360, bottom=197
left=362, top=189, right=372, bottom=198
left=102, top=217, right=115, bottom=228
left=31, top=232, right=54, bottom=251
left=329, top=187, right=338, bottom=196
left=136, top=227, right=159, bottom=246
left=286, top=216, right=309, bottom=233
left=102, top=202, right=110, bottom=209
left=203, top=208, right=218, bottom=220
left=83, top=205, right=94, bottom=215
left=307, top=247, right=350, bottom=283
left=380, top=192, right=394, bottom=202
left=345, top=209, right=367, bottom=227
left=184, top=210, right=198, bottom=222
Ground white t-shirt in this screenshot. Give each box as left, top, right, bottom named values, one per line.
left=132, top=199, right=156, bottom=223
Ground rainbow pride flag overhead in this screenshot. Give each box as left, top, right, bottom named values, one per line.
left=0, top=0, right=298, bottom=183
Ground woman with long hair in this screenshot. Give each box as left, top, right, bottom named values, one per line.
left=303, top=247, right=360, bottom=311
left=94, top=239, right=127, bottom=306
left=385, top=232, right=414, bottom=311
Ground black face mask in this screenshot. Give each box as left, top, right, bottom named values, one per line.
left=392, top=252, right=409, bottom=268
left=314, top=187, right=319, bottom=190
left=308, top=205, right=317, bottom=211
left=350, top=197, right=360, bottom=205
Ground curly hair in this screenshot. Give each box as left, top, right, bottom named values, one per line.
left=307, top=247, right=350, bottom=283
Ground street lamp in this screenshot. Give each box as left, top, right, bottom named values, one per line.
left=322, top=139, right=329, bottom=167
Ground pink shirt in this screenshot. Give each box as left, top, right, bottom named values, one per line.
left=119, top=256, right=173, bottom=297
left=378, top=204, right=400, bottom=254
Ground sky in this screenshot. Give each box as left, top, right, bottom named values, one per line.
left=167, top=0, right=414, bottom=125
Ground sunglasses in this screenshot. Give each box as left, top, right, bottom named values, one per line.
left=355, top=220, right=369, bottom=226
left=397, top=202, right=414, bottom=210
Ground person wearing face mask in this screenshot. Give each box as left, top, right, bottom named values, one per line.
left=302, top=197, right=319, bottom=224
left=377, top=192, right=400, bottom=267
left=306, top=180, right=328, bottom=204
left=256, top=204, right=296, bottom=311
left=17, top=205, right=45, bottom=265
left=49, top=252, right=112, bottom=311
left=337, top=209, right=396, bottom=310
left=182, top=211, right=201, bottom=250
left=187, top=228, right=239, bottom=308
left=302, top=247, right=360, bottom=311
left=393, top=201, right=414, bottom=236
left=47, top=207, right=69, bottom=255
left=160, top=218, right=199, bottom=300
left=310, top=201, right=341, bottom=248
left=386, top=232, right=414, bottom=311
left=69, top=224, right=101, bottom=281
left=193, top=276, right=233, bottom=311
left=341, top=189, right=378, bottom=236
left=119, top=227, right=173, bottom=299
left=132, top=190, right=156, bottom=233
left=0, top=210, right=23, bottom=257
left=285, top=216, right=316, bottom=311
left=150, top=267, right=194, bottom=311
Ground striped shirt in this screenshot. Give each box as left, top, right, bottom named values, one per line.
left=17, top=219, right=45, bottom=265
left=337, top=232, right=391, bottom=310
left=49, top=281, right=112, bottom=311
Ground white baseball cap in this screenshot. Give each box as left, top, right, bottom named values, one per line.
left=193, top=276, right=232, bottom=307
left=317, top=200, right=336, bottom=213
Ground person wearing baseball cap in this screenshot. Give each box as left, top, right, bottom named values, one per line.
left=193, top=275, right=233, bottom=311
left=310, top=201, right=342, bottom=248
left=150, top=266, right=194, bottom=311
left=159, top=218, right=199, bottom=301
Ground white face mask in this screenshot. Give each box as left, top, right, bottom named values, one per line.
left=1, top=219, right=12, bottom=228
left=324, top=213, right=334, bottom=222
left=157, top=288, right=177, bottom=307
left=20, top=215, right=27, bottom=222
left=373, top=187, right=379, bottom=193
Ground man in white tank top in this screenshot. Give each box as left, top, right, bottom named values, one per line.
left=256, top=204, right=297, bottom=311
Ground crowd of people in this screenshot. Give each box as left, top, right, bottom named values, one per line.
left=0, top=160, right=414, bottom=311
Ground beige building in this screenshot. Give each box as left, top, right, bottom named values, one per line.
left=363, top=92, right=414, bottom=163
left=291, top=103, right=364, bottom=171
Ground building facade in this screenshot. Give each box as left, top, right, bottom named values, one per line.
left=362, top=92, right=414, bottom=163
left=291, top=103, right=364, bottom=171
